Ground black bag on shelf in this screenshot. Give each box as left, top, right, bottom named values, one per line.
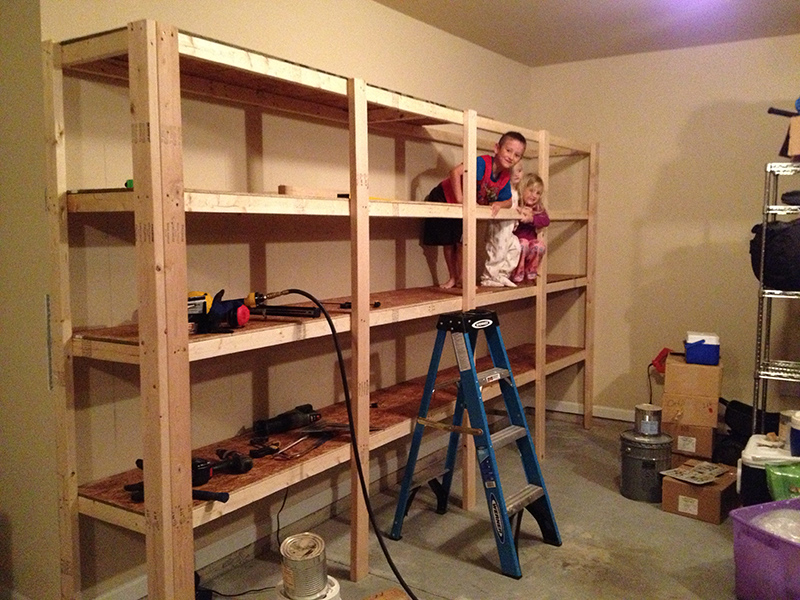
left=749, top=218, right=800, bottom=291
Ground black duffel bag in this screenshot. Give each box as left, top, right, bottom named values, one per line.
left=750, top=218, right=800, bottom=291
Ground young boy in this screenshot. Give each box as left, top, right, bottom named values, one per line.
left=422, top=131, right=527, bottom=289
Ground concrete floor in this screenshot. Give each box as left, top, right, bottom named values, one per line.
left=201, top=417, right=737, bottom=599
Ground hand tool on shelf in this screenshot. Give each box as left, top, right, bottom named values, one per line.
left=248, top=437, right=281, bottom=458
left=244, top=291, right=321, bottom=318
left=272, top=432, right=336, bottom=460
left=320, top=300, right=381, bottom=309
left=188, top=289, right=250, bottom=333
left=253, top=404, right=321, bottom=437
left=125, top=457, right=228, bottom=503
left=212, top=448, right=253, bottom=474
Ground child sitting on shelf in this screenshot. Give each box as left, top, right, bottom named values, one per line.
left=480, top=161, right=523, bottom=287
left=511, top=173, right=550, bottom=283
left=422, top=131, right=527, bottom=289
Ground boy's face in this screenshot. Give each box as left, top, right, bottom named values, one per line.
left=494, top=139, right=525, bottom=171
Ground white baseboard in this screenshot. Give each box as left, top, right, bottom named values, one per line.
left=546, top=399, right=634, bottom=423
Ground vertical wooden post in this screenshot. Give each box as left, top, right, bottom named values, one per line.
left=348, top=77, right=371, bottom=581
left=461, top=109, right=477, bottom=510
left=43, top=39, right=81, bottom=600
left=245, top=108, right=264, bottom=194
left=129, top=21, right=194, bottom=599
left=533, top=129, right=551, bottom=458
left=583, top=143, right=599, bottom=429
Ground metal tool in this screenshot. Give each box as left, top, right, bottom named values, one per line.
left=271, top=435, right=310, bottom=459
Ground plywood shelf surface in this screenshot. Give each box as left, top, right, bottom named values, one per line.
left=71, top=279, right=587, bottom=364
left=76, top=341, right=583, bottom=532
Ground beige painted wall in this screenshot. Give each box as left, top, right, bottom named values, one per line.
left=0, top=3, right=62, bottom=599
left=1, top=0, right=788, bottom=598
left=526, top=35, right=800, bottom=414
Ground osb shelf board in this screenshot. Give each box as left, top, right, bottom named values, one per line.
left=76, top=342, right=578, bottom=521
left=71, top=280, right=584, bottom=350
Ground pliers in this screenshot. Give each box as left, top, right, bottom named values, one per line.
left=249, top=436, right=281, bottom=458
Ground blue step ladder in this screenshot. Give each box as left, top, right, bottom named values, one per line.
left=388, top=309, right=561, bottom=579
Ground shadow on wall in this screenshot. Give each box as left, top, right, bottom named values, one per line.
left=595, top=100, right=788, bottom=413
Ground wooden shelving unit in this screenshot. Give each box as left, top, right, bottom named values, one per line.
left=45, top=20, right=597, bottom=599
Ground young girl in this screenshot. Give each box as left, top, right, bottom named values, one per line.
left=512, top=173, right=549, bottom=283
left=480, top=162, right=523, bottom=287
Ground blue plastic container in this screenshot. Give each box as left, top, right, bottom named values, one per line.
left=684, top=332, right=720, bottom=365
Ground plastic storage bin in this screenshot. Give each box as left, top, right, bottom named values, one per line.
left=684, top=331, right=720, bottom=365
left=730, top=496, right=800, bottom=600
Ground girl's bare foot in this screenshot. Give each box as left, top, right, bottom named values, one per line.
left=440, top=277, right=457, bottom=289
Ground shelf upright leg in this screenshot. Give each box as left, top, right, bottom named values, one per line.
left=584, top=142, right=599, bottom=430
left=129, top=20, right=194, bottom=600
left=533, top=129, right=551, bottom=458
left=752, top=165, right=776, bottom=432
left=43, top=39, right=81, bottom=600
left=460, top=109, right=478, bottom=511
left=348, top=77, right=371, bottom=581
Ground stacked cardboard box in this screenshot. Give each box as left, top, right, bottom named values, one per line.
left=660, top=354, right=722, bottom=466
left=662, top=459, right=739, bottom=524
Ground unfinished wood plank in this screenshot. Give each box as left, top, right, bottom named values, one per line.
left=59, top=27, right=128, bottom=66
left=366, top=85, right=462, bottom=125
left=178, top=32, right=348, bottom=96
left=583, top=142, right=600, bottom=429
left=534, top=129, right=551, bottom=458
left=349, top=76, right=371, bottom=581
left=129, top=20, right=194, bottom=599
left=44, top=38, right=82, bottom=600
left=460, top=109, right=478, bottom=511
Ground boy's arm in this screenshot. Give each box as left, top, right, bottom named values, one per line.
left=449, top=163, right=465, bottom=204
left=490, top=198, right=512, bottom=216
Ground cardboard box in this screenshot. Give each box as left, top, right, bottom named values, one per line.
left=660, top=392, right=719, bottom=428
left=664, top=354, right=722, bottom=398
left=661, top=460, right=739, bottom=524
left=662, top=422, right=714, bottom=459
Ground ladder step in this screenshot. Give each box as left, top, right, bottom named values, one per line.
left=476, top=367, right=510, bottom=386
left=505, top=484, right=544, bottom=516
left=435, top=367, right=510, bottom=392
left=490, top=425, right=527, bottom=451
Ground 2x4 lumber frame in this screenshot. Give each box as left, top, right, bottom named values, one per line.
left=349, top=77, right=371, bottom=580
left=43, top=39, right=81, bottom=600
left=129, top=21, right=194, bottom=599
left=460, top=109, right=478, bottom=510
left=534, top=129, right=551, bottom=457
left=583, top=143, right=600, bottom=429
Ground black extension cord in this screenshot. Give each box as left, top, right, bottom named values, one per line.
left=274, top=288, right=421, bottom=600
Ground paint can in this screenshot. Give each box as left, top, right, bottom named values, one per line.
left=634, top=403, right=663, bottom=436
left=620, top=429, right=672, bottom=502
left=278, top=532, right=336, bottom=600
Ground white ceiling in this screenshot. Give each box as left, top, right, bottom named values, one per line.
left=373, top=0, right=800, bottom=67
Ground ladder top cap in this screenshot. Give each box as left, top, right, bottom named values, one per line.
left=437, top=309, right=499, bottom=332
